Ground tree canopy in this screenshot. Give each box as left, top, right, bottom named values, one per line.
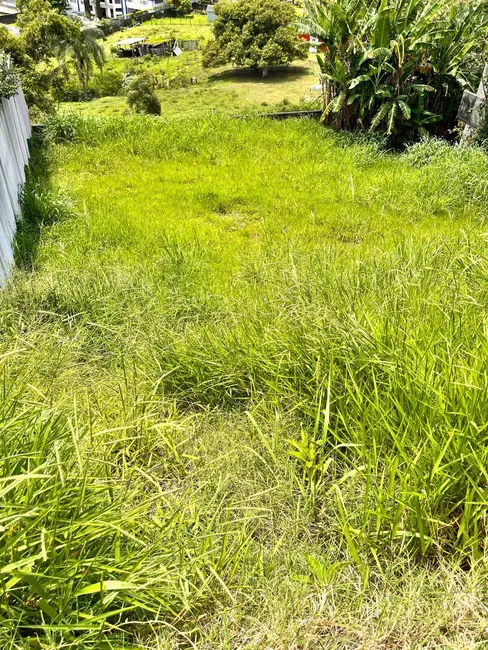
left=168, top=0, right=193, bottom=17
left=123, top=70, right=161, bottom=115
left=17, top=0, right=79, bottom=62
left=0, top=0, right=104, bottom=116
left=203, top=0, right=308, bottom=77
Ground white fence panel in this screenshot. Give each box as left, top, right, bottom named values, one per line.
left=0, top=86, right=31, bottom=283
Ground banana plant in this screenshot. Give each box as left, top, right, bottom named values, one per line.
left=299, top=0, right=488, bottom=140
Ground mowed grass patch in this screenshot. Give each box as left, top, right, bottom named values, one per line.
left=61, top=59, right=320, bottom=119
left=2, top=115, right=488, bottom=649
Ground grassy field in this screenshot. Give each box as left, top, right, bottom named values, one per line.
left=3, top=114, right=488, bottom=649
left=60, top=16, right=320, bottom=118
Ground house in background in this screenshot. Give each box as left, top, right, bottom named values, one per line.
left=0, top=0, right=18, bottom=24
left=1, top=0, right=199, bottom=25
left=68, top=0, right=166, bottom=19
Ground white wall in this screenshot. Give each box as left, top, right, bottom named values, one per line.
left=0, top=87, right=31, bottom=283
left=68, top=0, right=165, bottom=18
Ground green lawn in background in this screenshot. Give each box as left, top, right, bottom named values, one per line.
left=59, top=16, right=321, bottom=118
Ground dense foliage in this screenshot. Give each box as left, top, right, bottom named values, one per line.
left=203, top=0, right=308, bottom=76
left=64, top=26, right=104, bottom=98
left=0, top=55, right=19, bottom=99
left=123, top=70, right=161, bottom=114
left=168, top=0, right=193, bottom=17
left=0, top=0, right=104, bottom=116
left=300, top=0, right=488, bottom=141
left=90, top=66, right=123, bottom=97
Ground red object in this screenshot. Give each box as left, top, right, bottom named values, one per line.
left=299, top=34, right=311, bottom=41
left=319, top=43, right=327, bottom=52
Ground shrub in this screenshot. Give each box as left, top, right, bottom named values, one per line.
left=123, top=70, right=161, bottom=115
left=91, top=67, right=123, bottom=97
left=168, top=0, right=193, bottom=16
left=0, top=56, right=20, bottom=100
left=98, top=18, right=117, bottom=35
left=52, top=75, right=83, bottom=102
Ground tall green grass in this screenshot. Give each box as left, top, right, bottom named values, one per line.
left=1, top=115, right=488, bottom=648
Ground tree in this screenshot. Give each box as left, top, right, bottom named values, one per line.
left=202, top=0, right=308, bottom=77
left=0, top=25, right=28, bottom=68
left=20, top=0, right=105, bottom=97
left=1, top=0, right=106, bottom=115
left=94, top=0, right=103, bottom=20
left=47, top=0, right=70, bottom=14
left=17, top=0, right=79, bottom=62
left=65, top=26, right=105, bottom=98
left=123, top=71, right=161, bottom=115
left=0, top=21, right=62, bottom=114
left=168, top=0, right=192, bottom=16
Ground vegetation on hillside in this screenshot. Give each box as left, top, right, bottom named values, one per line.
left=56, top=16, right=319, bottom=118
left=0, top=54, right=20, bottom=99
left=123, top=69, right=161, bottom=114
left=300, top=0, right=488, bottom=141
left=2, top=114, right=488, bottom=648
left=0, top=0, right=104, bottom=116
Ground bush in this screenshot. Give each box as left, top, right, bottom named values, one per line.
left=168, top=0, right=193, bottom=16
left=99, top=18, right=122, bottom=36
left=0, top=56, right=20, bottom=100
left=52, top=75, right=83, bottom=102
left=123, top=71, right=161, bottom=115
left=90, top=67, right=123, bottom=97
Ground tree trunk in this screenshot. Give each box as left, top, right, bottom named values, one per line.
left=83, top=0, right=91, bottom=16
left=95, top=0, right=103, bottom=19
left=262, top=67, right=268, bottom=78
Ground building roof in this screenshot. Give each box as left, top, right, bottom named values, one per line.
left=0, top=3, right=18, bottom=14
left=115, top=37, right=147, bottom=46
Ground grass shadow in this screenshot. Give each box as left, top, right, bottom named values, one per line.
left=15, top=130, right=75, bottom=271
left=207, top=64, right=313, bottom=85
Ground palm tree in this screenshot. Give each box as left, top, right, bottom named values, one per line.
left=68, top=26, right=105, bottom=98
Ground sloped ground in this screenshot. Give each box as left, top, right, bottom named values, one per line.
left=2, top=115, right=488, bottom=649
left=61, top=16, right=320, bottom=118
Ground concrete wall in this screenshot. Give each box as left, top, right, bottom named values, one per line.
left=0, top=86, right=31, bottom=283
